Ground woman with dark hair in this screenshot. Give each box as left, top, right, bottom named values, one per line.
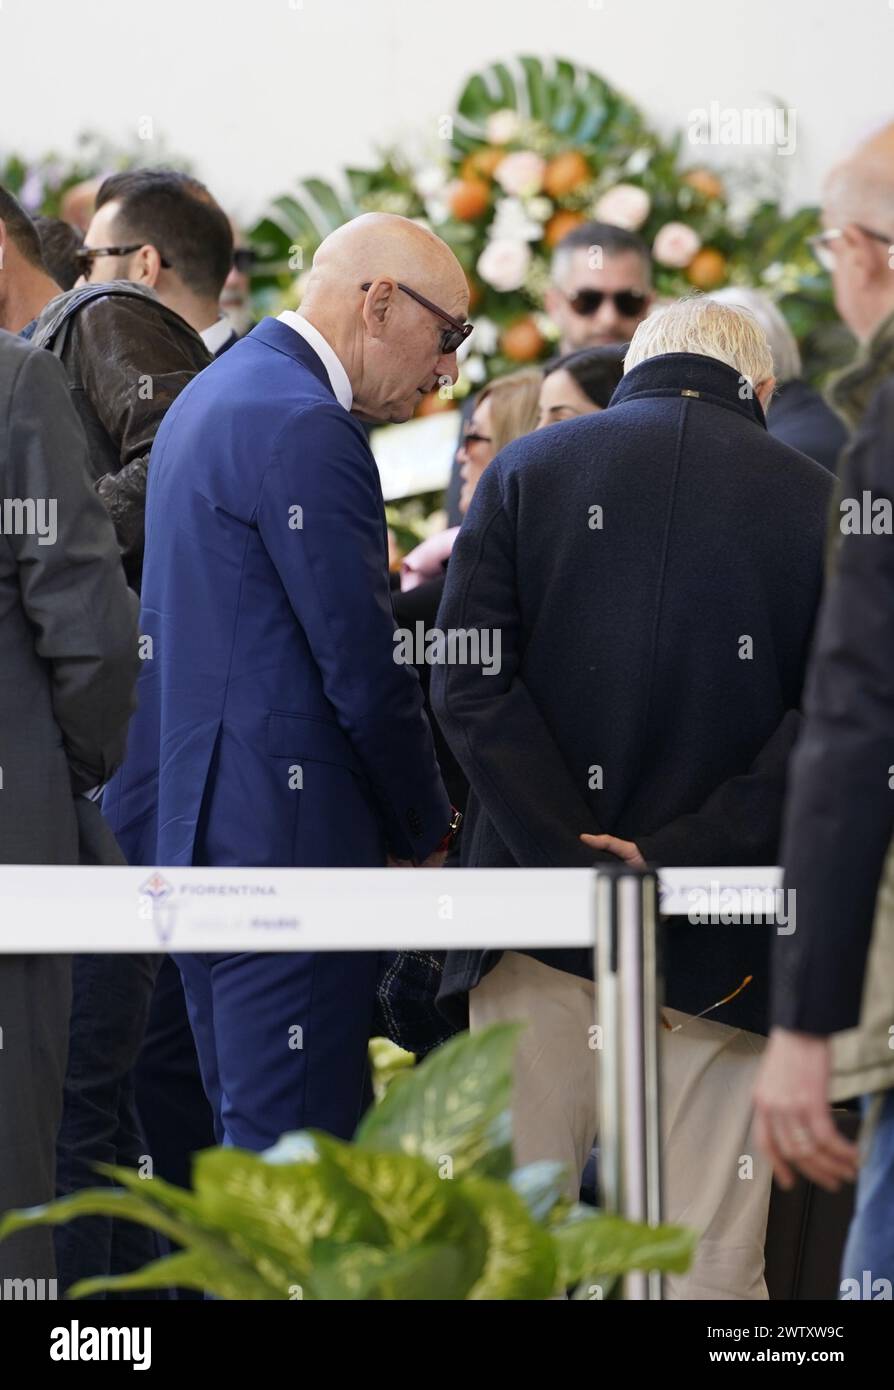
left=536, top=343, right=626, bottom=428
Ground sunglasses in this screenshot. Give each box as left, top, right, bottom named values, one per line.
left=808, top=225, right=891, bottom=272
left=567, top=287, right=648, bottom=318
left=360, top=281, right=473, bottom=355
left=233, top=247, right=257, bottom=274
left=462, top=431, right=492, bottom=446
left=75, top=243, right=172, bottom=279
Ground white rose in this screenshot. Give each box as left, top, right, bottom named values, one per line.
left=476, top=239, right=532, bottom=293
left=594, top=183, right=651, bottom=231
left=491, top=196, right=542, bottom=243
left=494, top=151, right=546, bottom=198
left=652, top=221, right=702, bottom=268
left=486, top=109, right=521, bottom=145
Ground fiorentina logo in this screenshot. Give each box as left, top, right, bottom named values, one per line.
left=139, top=872, right=174, bottom=903
left=139, top=872, right=176, bottom=944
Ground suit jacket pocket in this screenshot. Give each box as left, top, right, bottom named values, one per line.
left=266, top=711, right=364, bottom=777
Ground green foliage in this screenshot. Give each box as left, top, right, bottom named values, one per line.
left=248, top=54, right=839, bottom=386
left=0, top=1024, right=695, bottom=1300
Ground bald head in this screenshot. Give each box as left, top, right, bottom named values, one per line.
left=297, top=213, right=470, bottom=423
left=304, top=212, right=467, bottom=306
left=821, top=122, right=894, bottom=341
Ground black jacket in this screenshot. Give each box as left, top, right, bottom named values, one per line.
left=0, top=331, right=138, bottom=866
left=773, top=377, right=894, bottom=1035
left=431, top=353, right=834, bottom=1034
left=767, top=377, right=849, bottom=474
left=30, top=282, right=211, bottom=589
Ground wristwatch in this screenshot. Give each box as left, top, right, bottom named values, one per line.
left=433, top=806, right=463, bottom=856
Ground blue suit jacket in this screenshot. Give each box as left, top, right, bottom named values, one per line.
left=104, top=318, right=451, bottom=869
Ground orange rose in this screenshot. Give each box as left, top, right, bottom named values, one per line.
left=501, top=318, right=546, bottom=362
left=448, top=179, right=490, bottom=221
left=686, top=247, right=728, bottom=289
left=544, top=209, right=586, bottom=247
left=543, top=151, right=590, bottom=199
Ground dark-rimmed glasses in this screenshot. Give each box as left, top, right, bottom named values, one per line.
left=75, top=244, right=172, bottom=279
left=360, top=280, right=473, bottom=354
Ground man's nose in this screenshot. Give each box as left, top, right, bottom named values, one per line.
left=593, top=300, right=621, bottom=332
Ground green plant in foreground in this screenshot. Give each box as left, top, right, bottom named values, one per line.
left=0, top=1024, right=694, bottom=1299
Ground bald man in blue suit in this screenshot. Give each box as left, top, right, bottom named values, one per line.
left=105, top=214, right=469, bottom=1149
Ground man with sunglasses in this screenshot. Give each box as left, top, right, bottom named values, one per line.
left=103, top=212, right=467, bottom=1155
left=445, top=220, right=652, bottom=523
left=0, top=181, right=212, bottom=590
left=545, top=219, right=653, bottom=353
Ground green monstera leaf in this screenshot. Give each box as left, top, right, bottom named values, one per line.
left=451, top=54, right=650, bottom=154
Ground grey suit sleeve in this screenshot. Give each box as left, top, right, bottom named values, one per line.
left=6, top=347, right=140, bottom=793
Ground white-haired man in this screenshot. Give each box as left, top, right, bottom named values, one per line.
left=432, top=297, right=834, bottom=1299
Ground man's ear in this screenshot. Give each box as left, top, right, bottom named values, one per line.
left=756, top=376, right=777, bottom=411
left=361, top=277, right=396, bottom=340
left=132, top=244, right=162, bottom=288
left=842, top=224, right=877, bottom=287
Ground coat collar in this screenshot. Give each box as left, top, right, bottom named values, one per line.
left=611, top=352, right=767, bottom=428
left=247, top=317, right=337, bottom=400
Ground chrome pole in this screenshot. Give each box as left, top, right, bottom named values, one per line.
left=594, top=866, right=663, bottom=1300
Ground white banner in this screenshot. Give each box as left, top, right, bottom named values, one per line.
left=0, top=866, right=784, bottom=953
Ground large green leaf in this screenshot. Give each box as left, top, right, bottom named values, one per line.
left=552, top=1208, right=697, bottom=1291
left=462, top=1177, right=557, bottom=1300
left=355, top=1022, right=519, bottom=1180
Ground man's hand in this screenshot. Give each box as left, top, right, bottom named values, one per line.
left=386, top=850, right=447, bottom=868
left=580, top=833, right=646, bottom=869
left=753, top=1028, right=860, bottom=1192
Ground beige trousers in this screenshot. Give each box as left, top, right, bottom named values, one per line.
left=469, top=950, right=772, bottom=1300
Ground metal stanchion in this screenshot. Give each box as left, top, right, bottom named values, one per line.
left=594, top=866, right=663, bottom=1300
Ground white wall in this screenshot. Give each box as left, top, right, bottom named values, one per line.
left=0, top=0, right=891, bottom=221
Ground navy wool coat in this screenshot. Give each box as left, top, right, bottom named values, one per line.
left=431, top=352, right=834, bottom=1034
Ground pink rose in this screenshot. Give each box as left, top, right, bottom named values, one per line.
left=652, top=222, right=702, bottom=268
left=476, top=238, right=532, bottom=293
left=594, top=183, right=651, bottom=231
left=494, top=151, right=546, bottom=198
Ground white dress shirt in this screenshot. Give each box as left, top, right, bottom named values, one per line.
left=277, top=310, right=353, bottom=412
left=200, top=316, right=237, bottom=357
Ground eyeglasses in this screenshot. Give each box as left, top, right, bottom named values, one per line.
left=360, top=280, right=473, bottom=355
left=567, top=287, right=648, bottom=318
left=462, top=431, right=492, bottom=446
left=808, top=226, right=891, bottom=272
left=232, top=247, right=257, bottom=274
left=75, top=243, right=172, bottom=279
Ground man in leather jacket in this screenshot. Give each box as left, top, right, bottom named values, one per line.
left=0, top=184, right=211, bottom=590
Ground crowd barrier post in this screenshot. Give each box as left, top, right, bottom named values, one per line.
left=594, top=866, right=663, bottom=1301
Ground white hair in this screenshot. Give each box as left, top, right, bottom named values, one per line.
left=624, top=295, right=774, bottom=387
left=707, top=287, right=801, bottom=382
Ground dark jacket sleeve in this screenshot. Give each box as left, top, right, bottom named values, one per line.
left=7, top=347, right=140, bottom=792
left=772, top=378, right=894, bottom=1035
left=75, top=297, right=210, bottom=575
left=430, top=461, right=600, bottom=868
left=256, top=403, right=452, bottom=862
left=637, top=710, right=801, bottom=866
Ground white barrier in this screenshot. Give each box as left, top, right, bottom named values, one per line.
left=0, top=864, right=783, bottom=952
